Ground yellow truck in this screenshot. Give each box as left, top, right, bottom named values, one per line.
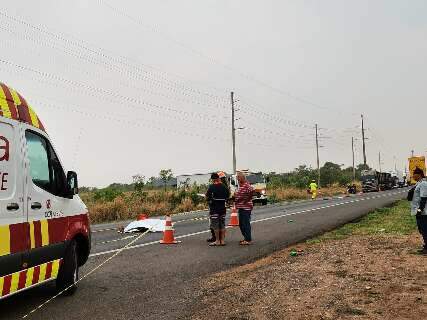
left=408, top=156, right=426, bottom=185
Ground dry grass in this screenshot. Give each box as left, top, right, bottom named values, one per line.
left=270, top=185, right=349, bottom=202
left=82, top=185, right=354, bottom=223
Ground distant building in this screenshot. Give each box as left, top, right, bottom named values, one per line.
left=150, top=177, right=177, bottom=188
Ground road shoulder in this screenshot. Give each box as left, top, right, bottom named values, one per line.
left=189, top=201, right=427, bottom=320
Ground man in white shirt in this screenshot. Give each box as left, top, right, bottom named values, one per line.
left=410, top=167, right=427, bottom=255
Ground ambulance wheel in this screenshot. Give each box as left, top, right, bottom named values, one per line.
left=57, top=239, right=79, bottom=295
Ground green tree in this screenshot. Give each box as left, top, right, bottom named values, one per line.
left=320, top=162, right=343, bottom=187
left=159, top=169, right=173, bottom=191
left=132, top=174, right=145, bottom=195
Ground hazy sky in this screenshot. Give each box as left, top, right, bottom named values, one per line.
left=1, top=0, right=426, bottom=187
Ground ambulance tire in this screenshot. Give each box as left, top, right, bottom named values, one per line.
left=56, top=239, right=79, bottom=295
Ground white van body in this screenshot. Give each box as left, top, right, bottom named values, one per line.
left=0, top=82, right=90, bottom=299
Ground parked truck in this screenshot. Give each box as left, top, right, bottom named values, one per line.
left=229, top=171, right=268, bottom=205
left=361, top=170, right=393, bottom=192
left=408, top=156, right=426, bottom=185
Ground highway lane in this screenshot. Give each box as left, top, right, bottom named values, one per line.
left=0, top=189, right=408, bottom=320
left=89, top=190, right=404, bottom=255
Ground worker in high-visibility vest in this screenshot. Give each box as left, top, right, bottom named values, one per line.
left=309, top=180, right=318, bottom=200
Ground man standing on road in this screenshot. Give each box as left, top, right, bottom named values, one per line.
left=410, top=167, right=427, bottom=255
left=207, top=171, right=230, bottom=243
left=235, top=172, right=254, bottom=245
left=309, top=180, right=318, bottom=200
left=206, top=173, right=230, bottom=246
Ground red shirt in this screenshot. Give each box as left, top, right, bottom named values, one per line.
left=235, top=181, right=254, bottom=210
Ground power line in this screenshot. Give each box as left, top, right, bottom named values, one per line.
left=0, top=33, right=230, bottom=114
left=97, top=1, right=359, bottom=116
left=0, top=10, right=230, bottom=105
left=0, top=58, right=231, bottom=126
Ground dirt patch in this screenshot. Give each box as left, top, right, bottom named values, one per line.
left=190, top=234, right=426, bottom=320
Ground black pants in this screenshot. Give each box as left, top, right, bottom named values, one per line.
left=416, top=215, right=427, bottom=249
left=238, top=209, right=252, bottom=242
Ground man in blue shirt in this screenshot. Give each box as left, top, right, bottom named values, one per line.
left=410, top=167, right=427, bottom=255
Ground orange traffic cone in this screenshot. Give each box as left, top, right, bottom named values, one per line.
left=228, top=206, right=239, bottom=227
left=137, top=214, right=148, bottom=221
left=160, top=215, right=179, bottom=244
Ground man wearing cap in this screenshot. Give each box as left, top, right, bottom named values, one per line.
left=206, top=172, right=230, bottom=246
left=207, top=171, right=230, bottom=243
left=410, top=167, right=427, bottom=254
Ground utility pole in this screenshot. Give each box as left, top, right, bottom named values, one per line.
left=315, top=124, right=320, bottom=187
left=361, top=114, right=367, bottom=167
left=231, top=91, right=237, bottom=174
left=378, top=151, right=382, bottom=173
left=352, top=137, right=356, bottom=181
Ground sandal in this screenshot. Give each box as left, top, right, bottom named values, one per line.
left=239, top=241, right=252, bottom=246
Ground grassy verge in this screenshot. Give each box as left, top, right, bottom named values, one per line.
left=83, top=185, right=350, bottom=223
left=307, top=200, right=416, bottom=244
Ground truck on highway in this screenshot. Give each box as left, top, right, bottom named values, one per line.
left=230, top=171, right=268, bottom=205
left=361, top=170, right=393, bottom=192
left=408, top=156, right=426, bottom=185
left=0, top=82, right=90, bottom=300
left=177, top=171, right=268, bottom=205
left=389, top=170, right=406, bottom=188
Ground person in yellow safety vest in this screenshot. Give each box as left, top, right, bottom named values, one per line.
left=309, top=180, right=318, bottom=200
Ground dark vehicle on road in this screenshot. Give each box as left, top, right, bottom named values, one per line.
left=361, top=170, right=393, bottom=193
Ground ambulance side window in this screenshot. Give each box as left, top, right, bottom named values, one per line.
left=25, top=131, right=50, bottom=191
left=25, top=131, right=67, bottom=197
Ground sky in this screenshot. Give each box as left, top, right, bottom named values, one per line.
left=1, top=0, right=426, bottom=187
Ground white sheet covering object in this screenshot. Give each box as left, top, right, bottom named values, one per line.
left=124, top=219, right=166, bottom=233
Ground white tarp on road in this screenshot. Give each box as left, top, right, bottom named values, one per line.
left=124, top=219, right=166, bottom=233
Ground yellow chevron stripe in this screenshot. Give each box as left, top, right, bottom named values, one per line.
left=0, top=98, right=12, bottom=119
left=40, top=219, right=49, bottom=246
left=25, top=267, right=34, bottom=288
left=51, top=260, right=60, bottom=278
left=29, top=222, right=35, bottom=249
left=28, top=105, right=40, bottom=128
left=9, top=88, right=21, bottom=106
left=0, top=225, right=10, bottom=257
left=0, top=276, right=4, bottom=295
left=10, top=272, right=20, bottom=293
left=39, top=263, right=47, bottom=282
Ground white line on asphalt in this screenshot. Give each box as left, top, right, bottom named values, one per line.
left=89, top=190, right=406, bottom=258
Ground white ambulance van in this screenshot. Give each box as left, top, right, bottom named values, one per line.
left=0, top=82, right=90, bottom=299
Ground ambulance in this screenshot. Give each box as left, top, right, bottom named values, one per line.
left=0, top=82, right=90, bottom=299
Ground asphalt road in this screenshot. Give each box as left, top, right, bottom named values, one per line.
left=0, top=189, right=408, bottom=320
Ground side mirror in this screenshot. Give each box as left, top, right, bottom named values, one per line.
left=66, top=171, right=79, bottom=198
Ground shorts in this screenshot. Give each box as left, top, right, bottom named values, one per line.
left=210, top=216, right=226, bottom=230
